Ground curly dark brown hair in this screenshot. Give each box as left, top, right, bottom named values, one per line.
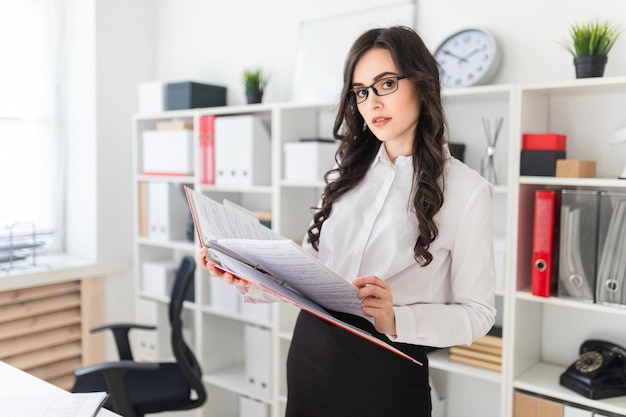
left=306, top=26, right=447, bottom=266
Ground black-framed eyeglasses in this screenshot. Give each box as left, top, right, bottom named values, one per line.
left=350, top=75, right=406, bottom=104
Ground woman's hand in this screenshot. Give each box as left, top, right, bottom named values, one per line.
left=197, top=247, right=251, bottom=288
left=352, top=275, right=396, bottom=336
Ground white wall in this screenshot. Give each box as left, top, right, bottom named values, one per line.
left=75, top=0, right=626, bottom=358
left=62, top=0, right=154, bottom=357
left=148, top=0, right=626, bottom=106
left=418, top=0, right=626, bottom=84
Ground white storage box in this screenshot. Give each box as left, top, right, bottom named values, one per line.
left=142, top=129, right=194, bottom=175
left=239, top=395, right=269, bottom=417
left=208, top=275, right=240, bottom=314
left=138, top=81, right=166, bottom=114
left=134, top=299, right=173, bottom=360
left=244, top=324, right=271, bottom=400
left=141, top=259, right=178, bottom=297
left=284, top=140, right=338, bottom=181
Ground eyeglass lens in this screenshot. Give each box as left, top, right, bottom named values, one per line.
left=352, top=76, right=403, bottom=104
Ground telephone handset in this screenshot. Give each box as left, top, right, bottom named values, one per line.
left=560, top=339, right=626, bottom=399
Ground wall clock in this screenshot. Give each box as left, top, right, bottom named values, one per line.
left=434, top=28, right=501, bottom=88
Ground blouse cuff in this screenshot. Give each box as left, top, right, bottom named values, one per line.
left=391, top=305, right=417, bottom=344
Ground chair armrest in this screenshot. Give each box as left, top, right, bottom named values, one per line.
left=74, top=360, right=159, bottom=377
left=90, top=323, right=157, bottom=361
left=90, top=323, right=157, bottom=334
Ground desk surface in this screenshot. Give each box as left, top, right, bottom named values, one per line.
left=0, top=361, right=120, bottom=416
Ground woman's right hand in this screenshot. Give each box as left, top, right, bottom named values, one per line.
left=197, top=247, right=251, bottom=288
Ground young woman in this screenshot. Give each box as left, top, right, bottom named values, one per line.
left=197, top=26, right=496, bottom=417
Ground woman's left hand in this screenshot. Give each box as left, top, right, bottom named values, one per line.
left=352, top=275, right=396, bottom=336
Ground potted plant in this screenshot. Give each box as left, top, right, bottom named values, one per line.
left=564, top=19, right=622, bottom=78
left=243, top=68, right=268, bottom=104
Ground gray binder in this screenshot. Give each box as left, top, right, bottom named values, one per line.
left=558, top=190, right=599, bottom=302
left=595, top=192, right=626, bottom=306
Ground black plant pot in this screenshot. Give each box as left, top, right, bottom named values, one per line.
left=574, top=55, right=608, bottom=78
left=246, top=89, right=264, bottom=104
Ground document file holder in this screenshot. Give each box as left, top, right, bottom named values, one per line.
left=595, top=192, right=626, bottom=306
left=558, top=190, right=600, bottom=302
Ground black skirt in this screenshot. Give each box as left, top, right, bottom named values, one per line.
left=285, top=310, right=431, bottom=417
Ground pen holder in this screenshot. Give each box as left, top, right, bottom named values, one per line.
left=480, top=117, right=503, bottom=185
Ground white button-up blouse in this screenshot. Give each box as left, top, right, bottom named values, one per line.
left=244, top=144, right=496, bottom=348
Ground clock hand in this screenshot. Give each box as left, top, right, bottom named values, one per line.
left=462, top=47, right=483, bottom=60
left=442, top=49, right=467, bottom=63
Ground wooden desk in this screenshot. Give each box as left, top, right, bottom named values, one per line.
left=0, top=360, right=120, bottom=416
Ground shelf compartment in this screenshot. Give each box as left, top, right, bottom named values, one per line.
left=428, top=348, right=502, bottom=384
left=515, top=362, right=626, bottom=415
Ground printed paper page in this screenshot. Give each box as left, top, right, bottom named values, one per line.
left=0, top=392, right=108, bottom=417
left=185, top=187, right=282, bottom=244
left=216, top=238, right=366, bottom=318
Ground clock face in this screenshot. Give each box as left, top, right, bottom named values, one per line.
left=434, top=28, right=500, bottom=88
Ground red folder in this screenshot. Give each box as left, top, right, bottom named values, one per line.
left=531, top=190, right=560, bottom=297
left=199, top=115, right=216, bottom=184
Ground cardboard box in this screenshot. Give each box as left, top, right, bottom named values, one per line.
left=166, top=81, right=227, bottom=110
left=142, top=129, right=194, bottom=175
left=284, top=139, right=339, bottom=181
left=520, top=150, right=566, bottom=176
left=556, top=159, right=596, bottom=178
left=522, top=133, right=567, bottom=151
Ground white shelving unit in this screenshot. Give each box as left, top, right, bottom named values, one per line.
left=131, top=76, right=626, bottom=417
left=510, top=76, right=626, bottom=417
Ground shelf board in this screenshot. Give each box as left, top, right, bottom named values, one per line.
left=135, top=237, right=196, bottom=251
left=201, top=305, right=273, bottom=327
left=521, top=75, right=626, bottom=94
left=135, top=174, right=195, bottom=183
left=443, top=83, right=514, bottom=100
left=520, top=176, right=626, bottom=189
left=197, top=184, right=273, bottom=194
left=203, top=363, right=248, bottom=395
left=133, top=109, right=196, bottom=121
left=514, top=362, right=626, bottom=415
left=515, top=290, right=626, bottom=316
left=203, top=364, right=273, bottom=404
left=278, top=330, right=293, bottom=342
left=280, top=180, right=325, bottom=188
left=427, top=348, right=502, bottom=384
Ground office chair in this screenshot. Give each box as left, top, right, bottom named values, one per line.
left=72, top=256, right=207, bottom=417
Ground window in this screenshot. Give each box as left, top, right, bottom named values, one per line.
left=0, top=1, right=62, bottom=253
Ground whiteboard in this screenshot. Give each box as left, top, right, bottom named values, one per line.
left=291, top=2, right=416, bottom=103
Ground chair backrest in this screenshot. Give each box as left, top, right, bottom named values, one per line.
left=168, top=255, right=207, bottom=409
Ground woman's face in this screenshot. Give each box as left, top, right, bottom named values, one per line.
left=352, top=47, right=421, bottom=158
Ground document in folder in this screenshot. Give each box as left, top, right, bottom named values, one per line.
left=184, top=186, right=422, bottom=365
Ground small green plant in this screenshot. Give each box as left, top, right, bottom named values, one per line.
left=565, top=19, right=622, bottom=57
left=243, top=68, right=268, bottom=91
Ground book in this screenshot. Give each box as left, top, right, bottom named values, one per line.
left=449, top=326, right=503, bottom=372
left=184, top=186, right=422, bottom=365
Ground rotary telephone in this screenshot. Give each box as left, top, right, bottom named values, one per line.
left=560, top=339, right=626, bottom=399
